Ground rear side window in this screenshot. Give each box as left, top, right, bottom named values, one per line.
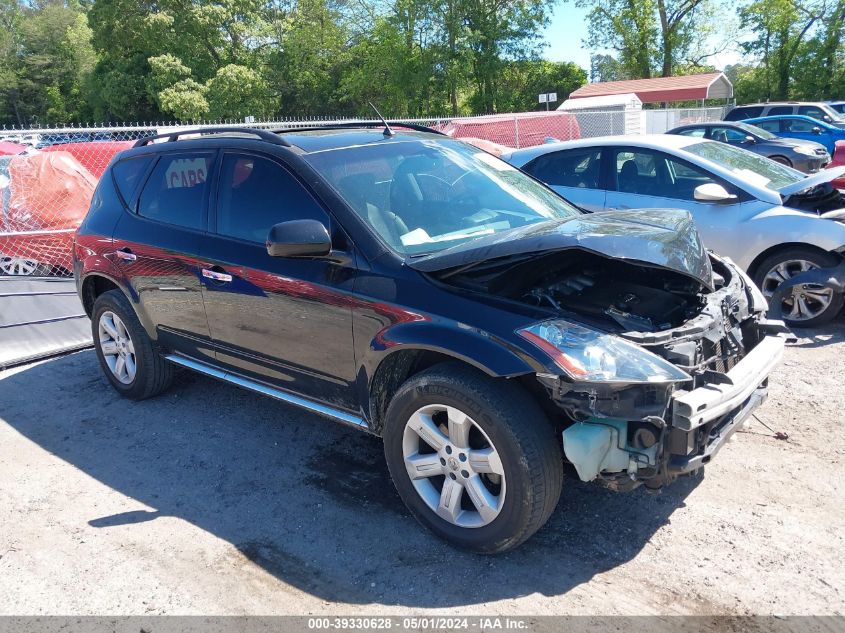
left=676, top=128, right=707, bottom=137
left=756, top=120, right=781, bottom=133
left=523, top=149, right=602, bottom=189
left=215, top=154, right=329, bottom=243
left=725, top=106, right=762, bottom=120
left=137, top=153, right=214, bottom=230
left=767, top=106, right=792, bottom=116
left=112, top=156, right=153, bottom=206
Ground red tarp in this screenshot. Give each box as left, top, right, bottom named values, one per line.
left=42, top=140, right=134, bottom=178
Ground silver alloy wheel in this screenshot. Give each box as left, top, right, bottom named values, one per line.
left=98, top=311, right=137, bottom=385
left=760, top=259, right=834, bottom=322
left=0, top=256, right=38, bottom=276
left=402, top=404, right=506, bottom=528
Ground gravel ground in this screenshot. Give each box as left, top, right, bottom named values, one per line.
left=0, top=326, right=843, bottom=617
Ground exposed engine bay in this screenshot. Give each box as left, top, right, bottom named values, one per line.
left=432, top=247, right=785, bottom=492
left=436, top=249, right=713, bottom=332
left=784, top=181, right=845, bottom=214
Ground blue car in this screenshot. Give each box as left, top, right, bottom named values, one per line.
left=742, top=114, right=845, bottom=154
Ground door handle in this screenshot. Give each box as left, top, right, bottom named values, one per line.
left=202, top=268, right=233, bottom=283
left=115, top=248, right=137, bottom=262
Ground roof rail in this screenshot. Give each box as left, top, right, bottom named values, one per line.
left=271, top=121, right=447, bottom=136
left=133, top=126, right=291, bottom=148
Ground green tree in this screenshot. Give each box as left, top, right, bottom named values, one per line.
left=739, top=0, right=826, bottom=99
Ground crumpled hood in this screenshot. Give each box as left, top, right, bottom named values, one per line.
left=407, top=208, right=715, bottom=290
left=778, top=166, right=845, bottom=196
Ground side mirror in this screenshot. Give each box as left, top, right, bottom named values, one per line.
left=694, top=183, right=737, bottom=203
left=812, top=126, right=823, bottom=135
left=266, top=219, right=332, bottom=258
left=743, top=135, right=756, bottom=144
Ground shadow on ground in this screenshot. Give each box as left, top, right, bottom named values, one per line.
left=788, top=323, right=845, bottom=349
left=0, top=351, right=701, bottom=608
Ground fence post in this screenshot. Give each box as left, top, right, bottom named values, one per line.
left=514, top=116, right=520, bottom=149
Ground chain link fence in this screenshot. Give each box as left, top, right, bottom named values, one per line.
left=0, top=106, right=727, bottom=277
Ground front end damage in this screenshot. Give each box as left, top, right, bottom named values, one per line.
left=413, top=209, right=788, bottom=491
left=534, top=256, right=787, bottom=490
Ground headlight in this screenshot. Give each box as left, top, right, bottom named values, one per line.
left=517, top=320, right=691, bottom=383
left=792, top=145, right=821, bottom=156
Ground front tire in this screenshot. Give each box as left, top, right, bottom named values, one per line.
left=383, top=363, right=563, bottom=554
left=92, top=289, right=173, bottom=399
left=753, top=247, right=844, bottom=327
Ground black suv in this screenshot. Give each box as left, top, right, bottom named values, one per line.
left=74, top=124, right=785, bottom=553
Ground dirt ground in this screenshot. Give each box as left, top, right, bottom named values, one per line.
left=0, top=325, right=843, bottom=617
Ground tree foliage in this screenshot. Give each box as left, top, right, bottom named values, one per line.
left=1, top=0, right=565, bottom=125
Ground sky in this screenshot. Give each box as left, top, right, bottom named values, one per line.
left=541, top=3, right=743, bottom=73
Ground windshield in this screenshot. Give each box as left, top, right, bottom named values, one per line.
left=735, top=121, right=777, bottom=140
left=304, top=138, right=582, bottom=255
left=683, top=141, right=805, bottom=190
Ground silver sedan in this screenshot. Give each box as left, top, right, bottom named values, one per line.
left=504, top=135, right=845, bottom=326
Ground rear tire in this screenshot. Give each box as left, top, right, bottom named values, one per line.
left=92, top=289, right=174, bottom=399
left=383, top=362, right=563, bottom=554
left=752, top=247, right=844, bottom=327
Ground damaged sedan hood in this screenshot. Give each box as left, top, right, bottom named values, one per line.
left=778, top=166, right=845, bottom=196
left=407, top=208, right=715, bottom=291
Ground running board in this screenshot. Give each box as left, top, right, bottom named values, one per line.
left=165, top=354, right=370, bottom=432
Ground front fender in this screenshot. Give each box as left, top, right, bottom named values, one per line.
left=365, top=320, right=543, bottom=379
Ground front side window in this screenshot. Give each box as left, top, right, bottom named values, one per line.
left=711, top=126, right=750, bottom=143
left=612, top=148, right=721, bottom=201
left=798, top=106, right=825, bottom=120
left=725, top=106, right=763, bottom=120
left=215, top=154, right=328, bottom=243
left=137, top=152, right=214, bottom=230
left=783, top=118, right=820, bottom=133
left=303, top=139, right=581, bottom=255
left=523, top=149, right=602, bottom=189
left=683, top=140, right=804, bottom=190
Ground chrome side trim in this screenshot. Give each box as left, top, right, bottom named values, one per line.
left=165, top=354, right=371, bottom=432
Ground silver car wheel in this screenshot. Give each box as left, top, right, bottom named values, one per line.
left=0, top=256, right=38, bottom=276
left=98, top=311, right=137, bottom=385
left=402, top=404, right=506, bottom=528
left=761, top=259, right=834, bottom=322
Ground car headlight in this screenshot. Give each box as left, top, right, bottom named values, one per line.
left=517, top=320, right=691, bottom=383
left=792, top=145, right=821, bottom=156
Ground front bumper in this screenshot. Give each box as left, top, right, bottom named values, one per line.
left=671, top=335, right=784, bottom=431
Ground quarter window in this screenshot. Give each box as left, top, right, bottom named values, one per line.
left=112, top=156, right=153, bottom=206
left=215, top=154, right=329, bottom=243
left=137, top=153, right=213, bottom=230
left=523, top=149, right=602, bottom=189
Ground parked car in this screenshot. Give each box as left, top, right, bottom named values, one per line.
left=505, top=135, right=845, bottom=326
left=827, top=101, right=845, bottom=115
left=725, top=102, right=845, bottom=128
left=667, top=121, right=830, bottom=173
left=74, top=125, right=785, bottom=553
left=827, top=140, right=845, bottom=190
left=741, top=115, right=845, bottom=155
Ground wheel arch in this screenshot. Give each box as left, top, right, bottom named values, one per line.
left=747, top=242, right=843, bottom=280
left=361, top=326, right=542, bottom=435
left=80, top=273, right=132, bottom=318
